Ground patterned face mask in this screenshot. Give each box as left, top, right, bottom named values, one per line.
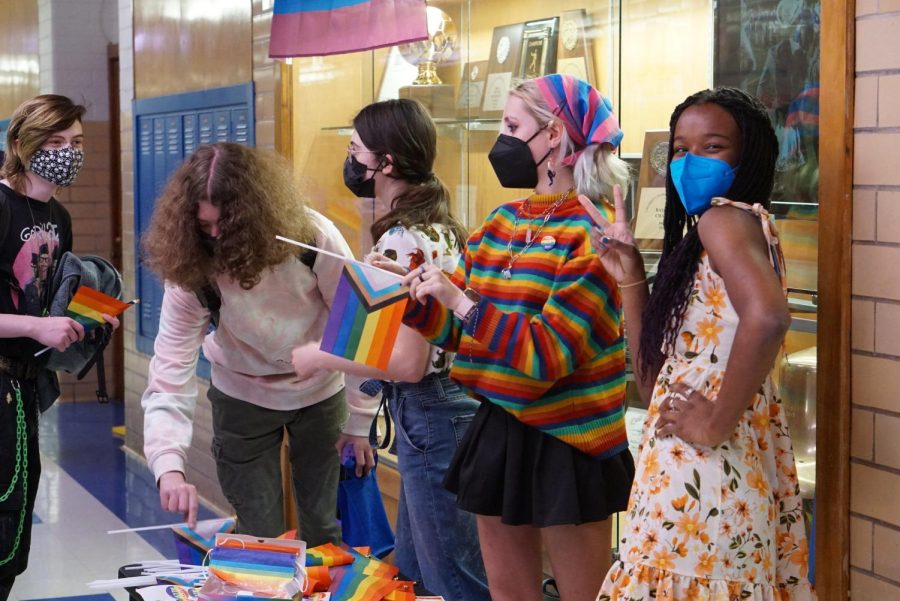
left=29, top=147, right=85, bottom=187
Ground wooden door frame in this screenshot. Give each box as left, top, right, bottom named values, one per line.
left=816, top=0, right=853, bottom=598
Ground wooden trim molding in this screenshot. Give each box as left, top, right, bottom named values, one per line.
left=815, top=0, right=853, bottom=598
left=275, top=61, right=293, bottom=162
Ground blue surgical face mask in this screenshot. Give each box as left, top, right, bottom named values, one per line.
left=669, top=153, right=737, bottom=216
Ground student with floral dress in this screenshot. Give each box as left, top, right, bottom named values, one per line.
left=587, top=87, right=816, bottom=600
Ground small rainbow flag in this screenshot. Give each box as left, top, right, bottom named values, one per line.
left=320, top=264, right=408, bottom=371
left=66, top=286, right=132, bottom=329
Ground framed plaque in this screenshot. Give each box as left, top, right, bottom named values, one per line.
left=456, top=60, right=488, bottom=117
left=637, top=130, right=670, bottom=190
left=635, top=130, right=671, bottom=250
left=634, top=187, right=666, bottom=250
left=481, top=23, right=525, bottom=117
left=517, top=17, right=559, bottom=81
left=556, top=9, right=595, bottom=85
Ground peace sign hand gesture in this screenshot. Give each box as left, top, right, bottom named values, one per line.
left=577, top=184, right=646, bottom=286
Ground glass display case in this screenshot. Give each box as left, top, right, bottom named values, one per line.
left=285, top=0, right=821, bottom=534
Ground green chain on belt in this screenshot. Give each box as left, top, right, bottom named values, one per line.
left=0, top=380, right=28, bottom=566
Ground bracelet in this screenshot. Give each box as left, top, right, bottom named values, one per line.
left=618, top=278, right=647, bottom=289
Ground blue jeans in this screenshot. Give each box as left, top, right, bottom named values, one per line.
left=386, top=372, right=489, bottom=601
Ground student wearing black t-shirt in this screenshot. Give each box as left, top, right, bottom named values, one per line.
left=0, top=95, right=119, bottom=600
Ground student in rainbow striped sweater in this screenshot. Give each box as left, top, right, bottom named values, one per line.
left=393, top=74, right=636, bottom=601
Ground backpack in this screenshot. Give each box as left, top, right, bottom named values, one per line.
left=45, top=252, right=123, bottom=381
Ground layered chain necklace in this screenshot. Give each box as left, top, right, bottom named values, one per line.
left=502, top=188, right=573, bottom=279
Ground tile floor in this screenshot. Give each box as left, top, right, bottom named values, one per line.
left=8, top=401, right=221, bottom=601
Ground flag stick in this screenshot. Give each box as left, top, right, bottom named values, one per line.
left=275, top=235, right=404, bottom=280
left=107, top=520, right=190, bottom=534
left=33, top=298, right=139, bottom=358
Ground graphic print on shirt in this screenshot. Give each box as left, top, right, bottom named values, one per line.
left=12, top=221, right=60, bottom=315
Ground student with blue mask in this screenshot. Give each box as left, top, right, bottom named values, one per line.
left=587, top=88, right=816, bottom=600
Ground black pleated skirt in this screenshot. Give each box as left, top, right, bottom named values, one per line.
left=443, top=400, right=635, bottom=527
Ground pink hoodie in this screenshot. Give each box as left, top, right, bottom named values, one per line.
left=142, top=210, right=377, bottom=481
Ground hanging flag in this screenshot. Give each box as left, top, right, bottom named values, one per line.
left=65, top=286, right=133, bottom=329
left=269, top=0, right=429, bottom=58
left=320, top=263, right=408, bottom=371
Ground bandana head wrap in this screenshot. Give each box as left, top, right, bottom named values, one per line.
left=533, top=74, right=623, bottom=166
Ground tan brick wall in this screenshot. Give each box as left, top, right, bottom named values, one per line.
left=851, top=2, right=900, bottom=596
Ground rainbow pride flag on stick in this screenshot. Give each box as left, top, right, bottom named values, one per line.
left=66, top=286, right=133, bottom=329
left=320, top=263, right=408, bottom=370
left=269, top=0, right=428, bottom=58
left=35, top=287, right=135, bottom=357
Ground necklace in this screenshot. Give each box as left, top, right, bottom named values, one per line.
left=502, top=188, right=573, bottom=279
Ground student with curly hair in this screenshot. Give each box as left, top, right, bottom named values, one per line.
left=291, top=98, right=489, bottom=601
left=590, top=88, right=816, bottom=599
left=0, top=94, right=119, bottom=601
left=399, top=74, right=636, bottom=601
left=141, top=142, right=376, bottom=544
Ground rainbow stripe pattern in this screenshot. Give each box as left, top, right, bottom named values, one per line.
left=320, top=264, right=408, bottom=370
left=404, top=191, right=629, bottom=458
left=66, top=286, right=131, bottom=329
left=269, top=0, right=428, bottom=58
left=305, top=542, right=355, bottom=567
left=207, top=547, right=297, bottom=593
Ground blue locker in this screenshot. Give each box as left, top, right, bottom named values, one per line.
left=133, top=83, right=255, bottom=368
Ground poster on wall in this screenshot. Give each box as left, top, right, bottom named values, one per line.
left=714, top=0, right=821, bottom=214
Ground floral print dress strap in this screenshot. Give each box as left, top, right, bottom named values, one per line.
left=711, top=196, right=786, bottom=294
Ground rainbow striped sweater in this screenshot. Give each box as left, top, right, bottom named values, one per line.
left=404, top=190, right=629, bottom=458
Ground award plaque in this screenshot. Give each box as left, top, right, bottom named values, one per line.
left=456, top=60, right=489, bottom=117
left=637, top=130, right=670, bottom=190
left=556, top=9, right=595, bottom=85
left=635, top=130, right=671, bottom=250
left=481, top=23, right=525, bottom=117
left=517, top=17, right=559, bottom=82
left=634, top=187, right=666, bottom=250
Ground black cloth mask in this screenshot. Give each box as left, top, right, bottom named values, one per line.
left=487, top=126, right=552, bottom=189
left=343, top=155, right=382, bottom=198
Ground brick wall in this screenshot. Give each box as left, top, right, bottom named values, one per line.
left=850, top=1, right=900, bottom=597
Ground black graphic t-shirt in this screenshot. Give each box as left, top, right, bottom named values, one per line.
left=0, top=182, right=73, bottom=359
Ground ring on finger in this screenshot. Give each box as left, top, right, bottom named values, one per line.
left=668, top=397, right=676, bottom=411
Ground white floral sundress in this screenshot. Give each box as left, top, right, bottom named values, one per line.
left=598, top=199, right=816, bottom=601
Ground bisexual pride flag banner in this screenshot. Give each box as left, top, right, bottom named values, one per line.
left=269, top=0, right=428, bottom=58
left=320, top=263, right=408, bottom=370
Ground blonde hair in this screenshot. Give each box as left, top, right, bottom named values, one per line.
left=141, top=143, right=317, bottom=291
left=2, top=94, right=86, bottom=194
left=509, top=80, right=630, bottom=201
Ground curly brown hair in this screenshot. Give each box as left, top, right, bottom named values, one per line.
left=141, top=142, right=316, bottom=291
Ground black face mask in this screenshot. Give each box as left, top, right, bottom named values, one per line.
left=487, top=126, right=552, bottom=189
left=199, top=232, right=217, bottom=256
left=343, top=155, right=382, bottom=198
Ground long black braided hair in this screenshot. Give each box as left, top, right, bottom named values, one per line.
left=638, top=87, right=778, bottom=377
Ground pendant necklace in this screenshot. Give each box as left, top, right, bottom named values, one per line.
left=503, top=188, right=573, bottom=279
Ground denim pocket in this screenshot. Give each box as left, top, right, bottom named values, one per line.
left=450, top=413, right=475, bottom=448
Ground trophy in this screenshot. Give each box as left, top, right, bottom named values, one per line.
left=397, top=6, right=457, bottom=119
